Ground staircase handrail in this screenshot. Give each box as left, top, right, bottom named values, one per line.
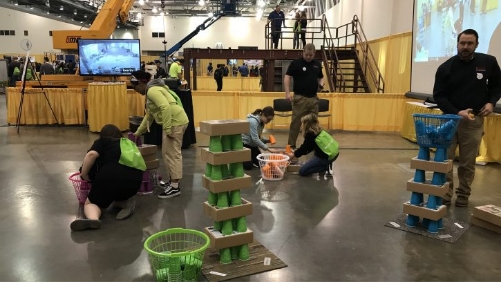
left=351, top=15, right=385, bottom=93
left=321, top=14, right=346, bottom=92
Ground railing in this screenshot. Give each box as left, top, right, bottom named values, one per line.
left=263, top=15, right=384, bottom=93
left=332, top=15, right=385, bottom=93
left=320, top=14, right=346, bottom=92
left=264, top=17, right=327, bottom=50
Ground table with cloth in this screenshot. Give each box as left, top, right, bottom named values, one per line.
left=87, top=82, right=129, bottom=132
left=6, top=87, right=86, bottom=125
left=400, top=101, right=501, bottom=164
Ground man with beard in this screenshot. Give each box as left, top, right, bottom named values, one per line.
left=433, top=29, right=501, bottom=207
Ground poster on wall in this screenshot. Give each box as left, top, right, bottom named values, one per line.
left=243, top=59, right=263, bottom=66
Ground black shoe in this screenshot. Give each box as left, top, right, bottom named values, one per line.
left=159, top=180, right=170, bottom=187
left=116, top=198, right=136, bottom=220
left=158, top=186, right=181, bottom=199
left=455, top=196, right=469, bottom=207
left=441, top=198, right=451, bottom=206
left=70, top=219, right=101, bottom=231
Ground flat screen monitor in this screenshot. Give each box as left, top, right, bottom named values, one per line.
left=78, top=39, right=141, bottom=76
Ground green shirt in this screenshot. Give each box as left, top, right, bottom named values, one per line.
left=169, top=62, right=182, bottom=79
left=136, top=85, right=189, bottom=135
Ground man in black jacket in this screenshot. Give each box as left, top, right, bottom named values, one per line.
left=433, top=29, right=501, bottom=207
left=214, top=64, right=223, bottom=91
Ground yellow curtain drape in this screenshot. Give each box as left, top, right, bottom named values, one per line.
left=6, top=87, right=85, bottom=125
left=193, top=77, right=261, bottom=91
left=192, top=91, right=410, bottom=132
left=353, top=32, right=412, bottom=94
left=87, top=83, right=129, bottom=132
left=477, top=114, right=501, bottom=163
left=127, top=90, right=146, bottom=117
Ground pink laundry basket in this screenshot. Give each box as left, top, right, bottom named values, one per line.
left=69, top=172, right=92, bottom=204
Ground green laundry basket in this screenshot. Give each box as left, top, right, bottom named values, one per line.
left=144, top=228, right=210, bottom=282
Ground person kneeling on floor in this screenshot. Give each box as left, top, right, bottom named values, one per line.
left=285, top=113, right=339, bottom=176
left=71, top=124, right=144, bottom=231
left=242, top=106, right=279, bottom=170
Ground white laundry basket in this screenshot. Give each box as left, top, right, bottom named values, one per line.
left=256, top=153, right=290, bottom=181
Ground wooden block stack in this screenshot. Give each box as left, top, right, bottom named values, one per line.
left=404, top=146, right=452, bottom=233
left=199, top=119, right=254, bottom=264
left=471, top=205, right=501, bottom=234
left=138, top=144, right=159, bottom=195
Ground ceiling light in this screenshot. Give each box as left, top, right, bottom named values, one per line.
left=46, top=10, right=50, bottom=14
left=14, top=1, right=18, bottom=5
left=198, top=0, right=205, bottom=6
left=257, top=0, right=265, bottom=8
left=57, top=14, right=61, bottom=17
left=80, top=21, right=83, bottom=23
left=208, top=12, right=214, bottom=17
left=138, top=0, right=144, bottom=5
left=60, top=5, right=63, bottom=10
left=159, top=11, right=164, bottom=16
left=299, top=6, right=305, bottom=11
left=152, top=6, right=157, bottom=13
left=29, top=6, right=34, bottom=9
left=84, top=14, right=87, bottom=18
left=74, top=9, right=77, bottom=15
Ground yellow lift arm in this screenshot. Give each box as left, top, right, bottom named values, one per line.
left=52, top=0, right=136, bottom=50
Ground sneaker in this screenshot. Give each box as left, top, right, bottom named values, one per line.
left=116, top=198, right=136, bottom=220
left=455, top=196, right=469, bottom=207
left=70, top=219, right=101, bottom=231
left=158, top=186, right=181, bottom=199
left=441, top=197, right=451, bottom=206
left=159, top=180, right=170, bottom=187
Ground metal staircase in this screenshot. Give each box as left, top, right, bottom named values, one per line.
left=320, top=15, right=385, bottom=93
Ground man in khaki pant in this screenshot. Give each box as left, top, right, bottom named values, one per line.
left=433, top=29, right=501, bottom=207
left=284, top=43, right=324, bottom=147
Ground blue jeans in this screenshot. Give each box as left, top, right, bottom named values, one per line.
left=299, top=156, right=331, bottom=176
left=293, top=33, right=300, bottom=49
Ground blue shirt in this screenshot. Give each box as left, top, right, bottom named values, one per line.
left=268, top=10, right=285, bottom=29
left=239, top=65, right=249, bottom=76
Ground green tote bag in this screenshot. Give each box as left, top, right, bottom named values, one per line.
left=118, top=138, right=147, bottom=171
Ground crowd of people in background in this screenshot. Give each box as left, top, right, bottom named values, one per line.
left=207, top=62, right=263, bottom=77
left=6, top=56, right=79, bottom=86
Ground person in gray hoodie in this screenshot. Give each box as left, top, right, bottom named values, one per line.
left=242, top=106, right=279, bottom=170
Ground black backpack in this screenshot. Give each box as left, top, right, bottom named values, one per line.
left=214, top=69, right=222, bottom=80
left=223, top=66, right=229, bottom=76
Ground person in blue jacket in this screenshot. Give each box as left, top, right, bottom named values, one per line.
left=241, top=106, right=279, bottom=170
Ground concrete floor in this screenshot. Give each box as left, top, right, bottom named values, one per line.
left=1, top=93, right=501, bottom=281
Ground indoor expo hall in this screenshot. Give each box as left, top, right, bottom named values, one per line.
left=1, top=0, right=501, bottom=281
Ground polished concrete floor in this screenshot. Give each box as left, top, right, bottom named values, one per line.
left=1, top=93, right=501, bottom=281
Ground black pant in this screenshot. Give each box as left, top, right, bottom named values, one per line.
left=300, top=32, right=306, bottom=48
left=271, top=28, right=281, bottom=49
left=216, top=78, right=223, bottom=91
left=243, top=144, right=261, bottom=170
